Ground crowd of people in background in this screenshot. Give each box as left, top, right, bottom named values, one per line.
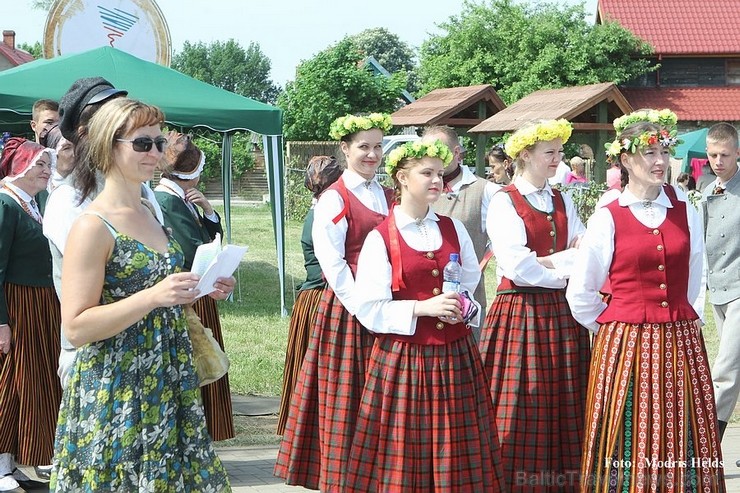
left=0, top=80, right=738, bottom=492
left=276, top=111, right=737, bottom=492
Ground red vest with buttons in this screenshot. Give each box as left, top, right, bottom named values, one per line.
left=375, top=215, right=469, bottom=345
left=327, top=176, right=394, bottom=276
left=597, top=185, right=698, bottom=324
left=496, top=185, right=569, bottom=293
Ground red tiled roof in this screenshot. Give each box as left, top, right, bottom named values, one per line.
left=597, top=0, right=740, bottom=55
left=0, top=43, right=34, bottom=66
left=620, top=87, right=740, bottom=121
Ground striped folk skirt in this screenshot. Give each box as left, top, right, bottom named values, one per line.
left=0, top=283, right=62, bottom=465
left=192, top=295, right=235, bottom=441
left=582, top=320, right=726, bottom=493
left=274, top=288, right=375, bottom=492
left=277, top=287, right=324, bottom=435
left=345, top=334, right=507, bottom=492
left=479, top=290, right=590, bottom=492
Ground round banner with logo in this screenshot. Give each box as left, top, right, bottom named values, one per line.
left=44, top=0, right=171, bottom=66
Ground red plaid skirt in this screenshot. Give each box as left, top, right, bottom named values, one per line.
left=479, top=290, right=590, bottom=492
left=193, top=295, right=234, bottom=441
left=274, top=288, right=374, bottom=491
left=582, top=320, right=725, bottom=493
left=277, top=287, right=324, bottom=435
left=345, top=333, right=506, bottom=492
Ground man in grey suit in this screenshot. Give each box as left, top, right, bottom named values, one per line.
left=421, top=126, right=500, bottom=342
left=702, top=122, right=740, bottom=441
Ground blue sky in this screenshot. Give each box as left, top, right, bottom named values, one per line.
left=6, top=0, right=598, bottom=87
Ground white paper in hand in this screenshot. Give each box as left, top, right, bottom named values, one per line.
left=191, top=234, right=248, bottom=299
left=191, top=233, right=222, bottom=276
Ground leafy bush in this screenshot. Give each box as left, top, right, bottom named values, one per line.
left=188, top=130, right=255, bottom=181
left=285, top=158, right=313, bottom=221
left=556, top=181, right=608, bottom=224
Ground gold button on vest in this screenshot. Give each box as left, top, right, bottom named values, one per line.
left=426, top=252, right=435, bottom=259
left=436, top=322, right=445, bottom=330
left=431, top=269, right=439, bottom=277
left=432, top=287, right=441, bottom=295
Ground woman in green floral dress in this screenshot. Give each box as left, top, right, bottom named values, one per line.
left=51, top=98, right=233, bottom=492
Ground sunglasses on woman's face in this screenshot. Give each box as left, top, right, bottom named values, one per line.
left=116, top=136, right=168, bottom=153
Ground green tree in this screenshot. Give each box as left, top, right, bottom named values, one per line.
left=350, top=27, right=419, bottom=93
left=418, top=0, right=654, bottom=103
left=18, top=41, right=42, bottom=59
left=30, top=0, right=53, bottom=9
left=278, top=38, right=405, bottom=141
left=172, top=40, right=280, bottom=104
left=349, top=27, right=415, bottom=74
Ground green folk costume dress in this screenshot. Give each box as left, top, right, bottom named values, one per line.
left=51, top=215, right=231, bottom=492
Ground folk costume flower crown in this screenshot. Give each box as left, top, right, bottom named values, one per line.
left=605, top=109, right=681, bottom=158
left=328, top=113, right=393, bottom=141
left=385, top=139, right=453, bottom=175
left=504, top=119, right=573, bottom=159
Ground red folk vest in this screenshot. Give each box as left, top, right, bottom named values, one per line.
left=496, top=185, right=569, bottom=293
left=376, top=215, right=469, bottom=345
left=327, top=176, right=394, bottom=276
left=597, top=185, right=698, bottom=324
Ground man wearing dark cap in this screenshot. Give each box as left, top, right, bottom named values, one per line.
left=58, top=76, right=128, bottom=143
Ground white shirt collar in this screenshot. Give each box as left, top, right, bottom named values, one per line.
left=342, top=169, right=379, bottom=190
left=619, top=185, right=673, bottom=208
left=155, top=177, right=186, bottom=199
left=3, top=182, right=34, bottom=202
left=393, top=206, right=439, bottom=228
left=513, top=176, right=554, bottom=196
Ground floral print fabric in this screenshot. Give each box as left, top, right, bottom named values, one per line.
left=51, top=229, right=231, bottom=492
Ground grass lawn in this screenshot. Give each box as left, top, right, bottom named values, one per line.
left=216, top=203, right=732, bottom=421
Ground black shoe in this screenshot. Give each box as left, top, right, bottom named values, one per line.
left=33, top=465, right=51, bottom=481
left=12, top=468, right=48, bottom=490
left=718, top=420, right=727, bottom=441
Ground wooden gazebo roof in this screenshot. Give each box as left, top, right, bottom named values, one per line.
left=391, top=84, right=506, bottom=128
left=468, top=82, right=633, bottom=134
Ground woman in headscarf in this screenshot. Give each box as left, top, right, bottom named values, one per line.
left=154, top=131, right=234, bottom=441
left=0, top=138, right=61, bottom=491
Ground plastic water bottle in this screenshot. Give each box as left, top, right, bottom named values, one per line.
left=442, top=253, right=462, bottom=293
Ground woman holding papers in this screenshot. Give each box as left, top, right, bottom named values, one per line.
left=154, top=131, right=234, bottom=441
left=52, top=98, right=233, bottom=491
left=275, top=113, right=395, bottom=491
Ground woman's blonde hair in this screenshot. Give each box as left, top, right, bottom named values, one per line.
left=76, top=98, right=164, bottom=202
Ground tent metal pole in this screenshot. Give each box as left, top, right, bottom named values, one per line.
left=221, top=132, right=233, bottom=244
left=264, top=135, right=287, bottom=317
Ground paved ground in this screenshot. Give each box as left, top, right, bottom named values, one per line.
left=15, top=395, right=740, bottom=491
left=221, top=395, right=740, bottom=492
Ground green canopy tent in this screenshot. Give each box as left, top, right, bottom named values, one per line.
left=674, top=128, right=708, bottom=173
left=0, top=46, right=288, bottom=314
